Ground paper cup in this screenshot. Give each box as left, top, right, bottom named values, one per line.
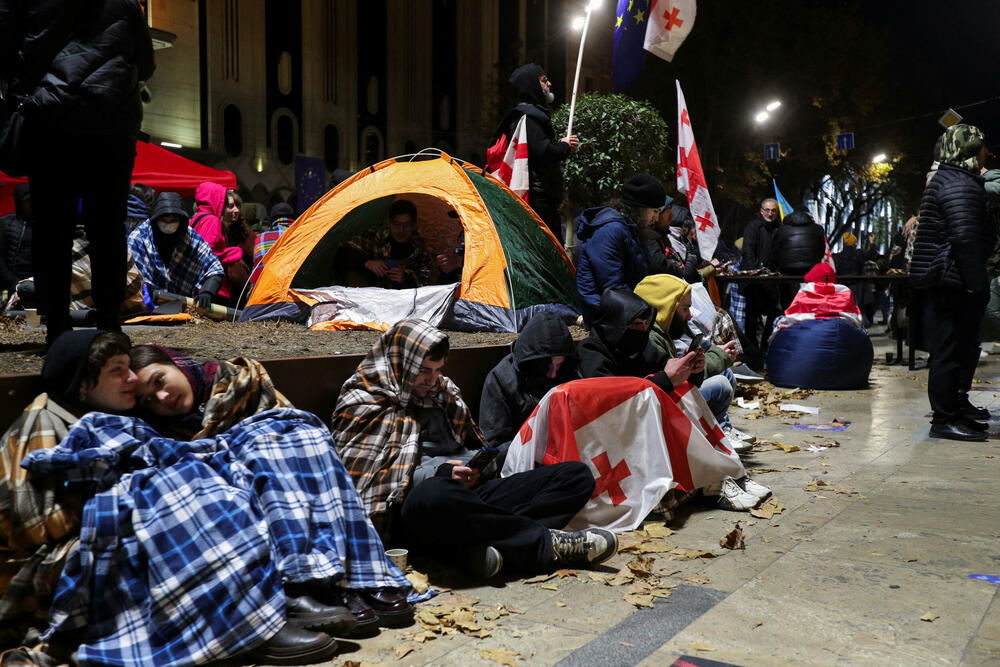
left=385, top=548, right=408, bottom=571
left=24, top=309, right=41, bottom=328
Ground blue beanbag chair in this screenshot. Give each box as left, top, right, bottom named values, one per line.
left=765, top=318, right=873, bottom=389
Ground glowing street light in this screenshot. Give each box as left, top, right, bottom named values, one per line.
left=754, top=111, right=769, bottom=124
left=871, top=153, right=887, bottom=164
left=571, top=16, right=586, bottom=30
left=765, top=100, right=782, bottom=112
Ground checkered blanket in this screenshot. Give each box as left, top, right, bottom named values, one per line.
left=128, top=221, right=224, bottom=297
left=22, top=409, right=408, bottom=665
left=727, top=258, right=746, bottom=329
left=69, top=237, right=147, bottom=315
left=332, top=320, right=487, bottom=530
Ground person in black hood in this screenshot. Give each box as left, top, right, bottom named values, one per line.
left=577, top=288, right=702, bottom=394
left=491, top=63, right=578, bottom=240
left=480, top=312, right=581, bottom=455
left=0, top=183, right=33, bottom=298
left=773, top=209, right=826, bottom=308
left=1, top=0, right=155, bottom=347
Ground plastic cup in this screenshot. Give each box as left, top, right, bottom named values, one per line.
left=24, top=309, right=41, bottom=328
left=385, top=548, right=408, bottom=571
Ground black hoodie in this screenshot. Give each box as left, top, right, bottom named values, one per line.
left=149, top=192, right=190, bottom=260
left=0, top=183, right=33, bottom=293
left=491, top=64, right=571, bottom=215
left=577, top=288, right=674, bottom=393
left=479, top=312, right=580, bottom=452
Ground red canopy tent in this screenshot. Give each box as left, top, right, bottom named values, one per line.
left=0, top=140, right=237, bottom=215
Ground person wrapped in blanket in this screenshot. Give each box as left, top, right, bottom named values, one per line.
left=127, top=344, right=414, bottom=638
left=576, top=288, right=771, bottom=512
left=330, top=319, right=618, bottom=581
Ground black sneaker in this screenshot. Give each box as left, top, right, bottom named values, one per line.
left=461, top=545, right=503, bottom=579
left=549, top=528, right=618, bottom=567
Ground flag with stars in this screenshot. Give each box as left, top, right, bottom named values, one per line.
left=676, top=79, right=720, bottom=261
left=612, top=0, right=651, bottom=93
left=501, top=377, right=745, bottom=532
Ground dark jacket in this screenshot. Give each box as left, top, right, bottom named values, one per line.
left=479, top=312, right=580, bottom=453
left=911, top=163, right=992, bottom=292
left=741, top=212, right=779, bottom=271
left=0, top=184, right=32, bottom=293
left=0, top=0, right=155, bottom=138
left=774, top=211, right=826, bottom=274
left=575, top=206, right=649, bottom=323
left=497, top=64, right=570, bottom=215
left=639, top=207, right=700, bottom=283
left=577, top=288, right=673, bottom=394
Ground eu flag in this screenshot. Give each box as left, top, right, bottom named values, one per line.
left=612, top=0, right=651, bottom=92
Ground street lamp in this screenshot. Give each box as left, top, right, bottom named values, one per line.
left=754, top=111, right=769, bottom=124
left=871, top=153, right=887, bottom=164
left=571, top=16, right=586, bottom=30
left=765, top=100, right=782, bottom=112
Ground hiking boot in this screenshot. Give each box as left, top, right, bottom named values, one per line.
left=242, top=624, right=338, bottom=665
left=737, top=476, right=771, bottom=501
left=461, top=545, right=503, bottom=580
left=285, top=595, right=357, bottom=636
left=712, top=477, right=760, bottom=511
left=731, top=364, right=764, bottom=382
left=549, top=528, right=618, bottom=567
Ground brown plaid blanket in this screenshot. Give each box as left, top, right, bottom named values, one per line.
left=195, top=357, right=292, bottom=439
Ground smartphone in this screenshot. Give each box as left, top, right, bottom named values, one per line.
left=467, top=447, right=499, bottom=470
left=685, top=333, right=704, bottom=355
left=384, top=259, right=399, bottom=268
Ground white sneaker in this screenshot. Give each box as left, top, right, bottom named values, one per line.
left=713, top=477, right=759, bottom=511
left=738, top=476, right=771, bottom=500
left=723, top=425, right=757, bottom=444
left=731, top=365, right=764, bottom=382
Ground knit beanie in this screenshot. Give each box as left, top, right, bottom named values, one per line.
left=41, top=330, right=102, bottom=402
left=622, top=173, right=666, bottom=209
left=805, top=262, right=836, bottom=284
left=842, top=232, right=857, bottom=247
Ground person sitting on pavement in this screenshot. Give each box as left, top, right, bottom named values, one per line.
left=769, top=262, right=863, bottom=340
left=634, top=274, right=756, bottom=452
left=191, top=182, right=249, bottom=306
left=575, top=173, right=664, bottom=323
left=577, top=288, right=770, bottom=510
left=342, top=199, right=433, bottom=289
left=639, top=197, right=701, bottom=284
left=479, top=311, right=580, bottom=456
left=127, top=344, right=414, bottom=635
left=331, top=319, right=617, bottom=580
left=1, top=331, right=345, bottom=665
left=127, top=192, right=224, bottom=307
left=0, top=184, right=33, bottom=300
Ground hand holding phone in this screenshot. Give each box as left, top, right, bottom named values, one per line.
left=467, top=447, right=499, bottom=470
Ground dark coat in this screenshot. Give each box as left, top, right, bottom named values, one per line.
left=774, top=212, right=826, bottom=274
left=0, top=184, right=32, bottom=292
left=741, top=212, right=780, bottom=271
left=496, top=64, right=570, bottom=216
left=576, top=288, right=673, bottom=393
left=479, top=312, right=580, bottom=452
left=911, top=163, right=992, bottom=292
left=575, top=206, right=649, bottom=323
left=0, top=0, right=155, bottom=138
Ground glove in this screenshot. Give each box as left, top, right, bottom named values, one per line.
left=196, top=292, right=213, bottom=310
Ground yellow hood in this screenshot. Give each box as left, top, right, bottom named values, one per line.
left=634, top=274, right=691, bottom=331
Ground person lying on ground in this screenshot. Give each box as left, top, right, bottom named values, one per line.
left=127, top=192, right=224, bottom=306
left=634, top=274, right=755, bottom=450
left=331, top=319, right=617, bottom=580
left=577, top=288, right=770, bottom=511
left=479, top=311, right=580, bottom=456
left=341, top=199, right=433, bottom=289
left=129, top=344, right=414, bottom=634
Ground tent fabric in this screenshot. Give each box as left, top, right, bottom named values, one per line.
left=0, top=141, right=236, bottom=215
left=302, top=284, right=457, bottom=332
left=242, top=154, right=580, bottom=332
left=765, top=318, right=873, bottom=390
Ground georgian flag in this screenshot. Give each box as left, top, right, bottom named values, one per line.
left=502, top=377, right=745, bottom=532
left=676, top=80, right=720, bottom=261
left=644, top=0, right=697, bottom=62
left=769, top=281, right=863, bottom=342
left=490, top=115, right=530, bottom=202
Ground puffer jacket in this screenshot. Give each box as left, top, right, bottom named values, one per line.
left=0, top=184, right=32, bottom=292
left=911, top=163, right=992, bottom=292
left=774, top=212, right=826, bottom=274
left=575, top=206, right=649, bottom=323
left=0, top=0, right=155, bottom=138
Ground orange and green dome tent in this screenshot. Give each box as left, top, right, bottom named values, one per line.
left=241, top=153, right=580, bottom=332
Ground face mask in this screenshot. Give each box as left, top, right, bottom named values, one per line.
left=617, top=329, right=648, bottom=357
left=157, top=220, right=181, bottom=235
left=544, top=90, right=555, bottom=105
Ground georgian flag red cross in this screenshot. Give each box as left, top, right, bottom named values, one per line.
left=676, top=79, right=720, bottom=261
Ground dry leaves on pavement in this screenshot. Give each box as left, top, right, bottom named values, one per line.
left=406, top=593, right=500, bottom=642
left=480, top=647, right=521, bottom=666
left=920, top=613, right=940, bottom=622
left=720, top=522, right=746, bottom=550
left=749, top=496, right=785, bottom=519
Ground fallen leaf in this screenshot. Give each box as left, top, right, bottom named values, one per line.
left=750, top=496, right=785, bottom=519
left=682, top=573, right=710, bottom=585
left=469, top=629, right=493, bottom=639
left=690, top=642, right=718, bottom=652
left=480, top=647, right=520, bottom=666
left=406, top=570, right=429, bottom=594
left=621, top=641, right=635, bottom=647
left=772, top=442, right=801, bottom=453
left=504, top=604, right=525, bottom=614
left=786, top=465, right=808, bottom=470
left=587, top=572, right=611, bottom=584
left=804, top=479, right=829, bottom=492
left=720, top=522, right=746, bottom=550
left=871, top=552, right=886, bottom=557
left=555, top=601, right=566, bottom=607
left=749, top=467, right=782, bottom=473
left=523, top=573, right=556, bottom=584
left=624, top=593, right=655, bottom=608
left=670, top=549, right=718, bottom=561
left=627, top=555, right=655, bottom=577
left=395, top=644, right=417, bottom=659
left=751, top=621, right=763, bottom=630
left=554, top=569, right=579, bottom=578
left=416, top=610, right=440, bottom=627
left=834, top=486, right=858, bottom=495
left=607, top=571, right=636, bottom=586
left=540, top=583, right=559, bottom=591
left=905, top=558, right=918, bottom=563
left=920, top=613, right=940, bottom=622
left=658, top=568, right=682, bottom=577
left=638, top=541, right=675, bottom=554
left=643, top=522, right=675, bottom=538
left=412, top=630, right=438, bottom=643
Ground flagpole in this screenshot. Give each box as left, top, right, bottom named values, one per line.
left=566, top=1, right=594, bottom=139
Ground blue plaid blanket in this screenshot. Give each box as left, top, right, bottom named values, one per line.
left=728, top=257, right=746, bottom=329
left=23, top=409, right=408, bottom=666
left=128, top=221, right=224, bottom=297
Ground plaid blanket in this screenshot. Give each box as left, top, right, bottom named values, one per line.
left=346, top=227, right=432, bottom=288
left=127, top=221, right=224, bottom=297
left=332, top=320, right=487, bottom=530
left=196, top=357, right=292, bottom=439
left=0, top=395, right=82, bottom=632
left=69, top=237, right=147, bottom=315
left=23, top=409, right=407, bottom=664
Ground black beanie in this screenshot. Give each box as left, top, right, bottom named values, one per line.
left=622, top=173, right=666, bottom=209
left=41, top=330, right=102, bottom=402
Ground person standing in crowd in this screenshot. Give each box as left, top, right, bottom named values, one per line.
left=0, top=0, right=155, bottom=346
left=910, top=124, right=994, bottom=442
left=773, top=209, right=826, bottom=308
left=493, top=63, right=578, bottom=240
left=575, top=173, right=662, bottom=323
left=0, top=184, right=32, bottom=300
left=740, top=198, right=782, bottom=363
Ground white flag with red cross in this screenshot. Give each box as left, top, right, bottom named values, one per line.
left=501, top=376, right=745, bottom=532
left=644, top=0, right=697, bottom=62
left=676, top=80, right=720, bottom=261
left=489, top=115, right=530, bottom=202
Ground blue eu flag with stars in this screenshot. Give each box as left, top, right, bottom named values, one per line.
left=612, top=0, right=651, bottom=92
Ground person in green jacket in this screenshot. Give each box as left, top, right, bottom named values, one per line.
left=634, top=273, right=755, bottom=450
